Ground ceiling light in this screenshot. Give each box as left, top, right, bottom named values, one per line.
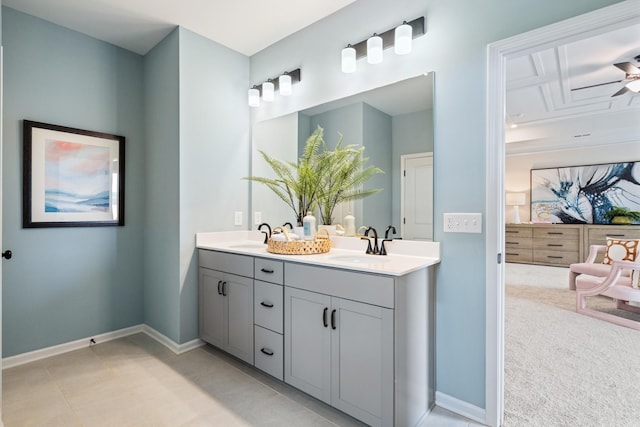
left=248, top=86, right=260, bottom=107
left=279, top=73, right=292, bottom=96
left=367, top=34, right=383, bottom=64
left=262, top=80, right=275, bottom=102
left=341, top=45, right=356, bottom=73
left=394, top=22, right=413, bottom=55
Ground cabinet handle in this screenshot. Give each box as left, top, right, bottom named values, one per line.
left=217, top=280, right=223, bottom=295
left=260, top=348, right=274, bottom=356
left=607, top=234, right=625, bottom=237
left=222, top=281, right=227, bottom=296
left=260, top=268, right=274, bottom=274
left=323, top=307, right=328, bottom=327
left=547, top=232, right=563, bottom=235
left=260, top=301, right=274, bottom=308
left=506, top=242, right=519, bottom=245
left=547, top=243, right=563, bottom=247
left=547, top=256, right=563, bottom=259
left=331, top=309, right=337, bottom=330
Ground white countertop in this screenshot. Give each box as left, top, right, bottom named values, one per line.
left=196, top=231, right=440, bottom=276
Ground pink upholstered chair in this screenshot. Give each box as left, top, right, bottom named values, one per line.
left=575, top=260, right=640, bottom=330
left=568, top=244, right=630, bottom=290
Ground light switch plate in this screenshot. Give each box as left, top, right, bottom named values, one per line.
left=254, top=211, right=262, bottom=225
left=443, top=213, right=482, bottom=233
left=234, top=211, right=243, bottom=226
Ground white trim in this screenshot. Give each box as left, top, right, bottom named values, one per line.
left=435, top=391, right=486, bottom=425
left=400, top=151, right=433, bottom=239
left=485, top=2, right=640, bottom=426
left=142, top=325, right=205, bottom=354
left=2, top=325, right=144, bottom=369
left=2, top=324, right=206, bottom=369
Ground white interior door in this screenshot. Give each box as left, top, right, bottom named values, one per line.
left=401, top=153, right=433, bottom=240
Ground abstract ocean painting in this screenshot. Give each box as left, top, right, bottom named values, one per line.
left=44, top=139, right=111, bottom=213
left=531, top=162, right=640, bottom=224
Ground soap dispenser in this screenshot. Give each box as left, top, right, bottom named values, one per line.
left=303, top=212, right=316, bottom=241
left=344, top=212, right=356, bottom=237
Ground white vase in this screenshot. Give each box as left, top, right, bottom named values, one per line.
left=318, top=224, right=337, bottom=235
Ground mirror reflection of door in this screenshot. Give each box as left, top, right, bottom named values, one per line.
left=401, top=152, right=433, bottom=240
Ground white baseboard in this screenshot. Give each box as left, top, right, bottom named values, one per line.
left=2, top=324, right=205, bottom=369
left=2, top=325, right=144, bottom=369
left=435, top=391, right=486, bottom=425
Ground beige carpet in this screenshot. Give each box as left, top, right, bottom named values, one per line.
left=504, top=263, right=640, bottom=427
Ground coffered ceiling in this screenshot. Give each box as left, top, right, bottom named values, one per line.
left=505, top=22, right=640, bottom=151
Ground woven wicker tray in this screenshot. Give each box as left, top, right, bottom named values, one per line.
left=267, top=227, right=330, bottom=255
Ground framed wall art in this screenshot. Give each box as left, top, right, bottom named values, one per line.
left=23, top=120, right=125, bottom=228
left=530, top=161, right=640, bottom=224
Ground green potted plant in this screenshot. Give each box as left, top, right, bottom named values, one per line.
left=316, top=134, right=383, bottom=226
left=604, top=206, right=640, bottom=225
left=244, top=127, right=330, bottom=226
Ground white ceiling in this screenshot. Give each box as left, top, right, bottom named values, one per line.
left=2, top=0, right=356, bottom=56
left=505, top=22, right=640, bottom=150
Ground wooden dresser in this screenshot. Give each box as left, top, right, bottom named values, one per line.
left=506, top=223, right=640, bottom=267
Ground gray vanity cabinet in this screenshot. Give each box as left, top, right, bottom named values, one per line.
left=284, top=266, right=394, bottom=427
left=198, top=251, right=254, bottom=364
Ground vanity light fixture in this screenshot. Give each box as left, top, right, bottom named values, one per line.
left=367, top=34, right=383, bottom=64
left=247, top=68, right=301, bottom=107
left=341, top=16, right=425, bottom=73
left=262, top=80, right=275, bottom=102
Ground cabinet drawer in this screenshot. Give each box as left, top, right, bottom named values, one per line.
left=533, top=250, right=579, bottom=265
left=254, top=326, right=283, bottom=380
left=587, top=228, right=640, bottom=244
left=505, top=227, right=532, bottom=238
left=505, top=250, right=533, bottom=263
left=533, top=239, right=579, bottom=252
left=254, top=280, right=283, bottom=334
left=533, top=227, right=580, bottom=239
left=285, top=263, right=394, bottom=308
left=199, top=250, right=253, bottom=277
left=254, top=258, right=284, bottom=284
left=505, top=237, right=532, bottom=249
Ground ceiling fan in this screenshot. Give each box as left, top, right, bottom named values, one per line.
left=571, top=54, right=640, bottom=97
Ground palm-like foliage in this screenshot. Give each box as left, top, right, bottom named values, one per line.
left=317, top=134, right=383, bottom=225
left=245, top=126, right=383, bottom=226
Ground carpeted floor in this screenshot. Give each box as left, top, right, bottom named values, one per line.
left=504, top=263, right=640, bottom=427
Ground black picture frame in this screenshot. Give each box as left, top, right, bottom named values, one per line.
left=22, top=120, right=125, bottom=228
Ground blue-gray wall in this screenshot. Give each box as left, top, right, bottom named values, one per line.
left=249, top=0, right=621, bottom=410
left=2, top=7, right=145, bottom=356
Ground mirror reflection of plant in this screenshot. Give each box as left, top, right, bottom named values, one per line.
left=317, top=134, right=383, bottom=225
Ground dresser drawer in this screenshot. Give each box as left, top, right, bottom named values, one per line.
left=533, top=227, right=580, bottom=240
left=533, top=238, right=579, bottom=252
left=533, top=250, right=579, bottom=265
left=505, top=226, right=532, bottom=238
left=254, top=280, right=283, bottom=334
left=505, top=237, right=533, bottom=249
left=254, top=258, right=284, bottom=284
left=254, top=326, right=283, bottom=380
left=587, top=228, right=640, bottom=244
left=505, top=249, right=533, bottom=263
left=199, top=250, right=253, bottom=277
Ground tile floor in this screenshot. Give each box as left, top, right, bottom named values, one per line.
left=2, top=333, right=482, bottom=426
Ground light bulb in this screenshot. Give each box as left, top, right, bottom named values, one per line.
left=248, top=87, right=260, bottom=107
left=262, top=80, right=274, bottom=102
left=279, top=74, right=292, bottom=96
left=367, top=34, right=383, bottom=64
left=341, top=45, right=356, bottom=73
left=394, top=22, right=412, bottom=55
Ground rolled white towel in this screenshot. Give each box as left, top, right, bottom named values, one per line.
left=270, top=233, right=286, bottom=241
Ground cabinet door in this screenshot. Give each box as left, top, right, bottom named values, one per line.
left=284, top=287, right=331, bottom=404
left=224, top=273, right=254, bottom=364
left=331, top=297, right=394, bottom=427
left=199, top=268, right=225, bottom=348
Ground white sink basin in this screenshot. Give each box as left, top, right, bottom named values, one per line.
left=328, top=255, right=391, bottom=264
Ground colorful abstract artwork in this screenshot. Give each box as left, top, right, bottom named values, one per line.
left=23, top=120, right=125, bottom=227
left=530, top=162, right=640, bottom=224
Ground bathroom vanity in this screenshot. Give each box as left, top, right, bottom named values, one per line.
left=196, top=231, right=440, bottom=427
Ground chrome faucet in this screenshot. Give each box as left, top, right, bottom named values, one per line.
left=258, top=223, right=271, bottom=244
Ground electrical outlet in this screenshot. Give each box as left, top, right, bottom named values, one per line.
left=234, top=211, right=243, bottom=226
left=443, top=213, right=482, bottom=233
left=254, top=211, right=262, bottom=225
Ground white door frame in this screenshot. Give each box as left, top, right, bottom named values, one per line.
left=485, top=2, right=640, bottom=426
left=400, top=152, right=433, bottom=239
